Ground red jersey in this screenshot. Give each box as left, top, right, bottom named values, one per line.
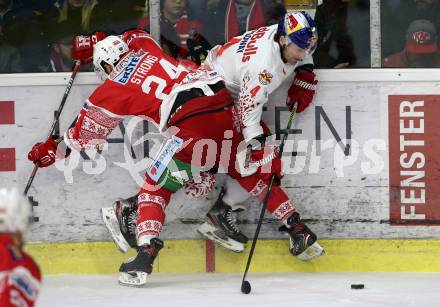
left=97, top=30, right=189, bottom=123
left=64, top=30, right=223, bottom=151
left=138, top=14, right=202, bottom=57
left=174, top=14, right=203, bottom=51
left=0, top=235, right=41, bottom=307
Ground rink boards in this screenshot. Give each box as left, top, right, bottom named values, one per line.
left=26, top=239, right=440, bottom=274
left=2, top=69, right=440, bottom=273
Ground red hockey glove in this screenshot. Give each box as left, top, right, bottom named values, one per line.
left=287, top=69, right=318, bottom=113
left=71, top=32, right=106, bottom=65
left=27, top=137, right=64, bottom=168
left=248, top=139, right=283, bottom=184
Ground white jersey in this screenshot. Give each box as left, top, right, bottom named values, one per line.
left=204, top=24, right=313, bottom=142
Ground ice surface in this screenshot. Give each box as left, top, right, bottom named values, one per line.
left=37, top=273, right=440, bottom=307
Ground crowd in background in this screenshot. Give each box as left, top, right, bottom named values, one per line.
left=0, top=0, right=439, bottom=73
left=381, top=0, right=440, bottom=68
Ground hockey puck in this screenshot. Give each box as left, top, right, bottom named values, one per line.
left=241, top=280, right=251, bottom=294
left=351, top=284, right=364, bottom=289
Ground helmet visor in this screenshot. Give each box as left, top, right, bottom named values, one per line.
left=286, top=26, right=318, bottom=56
left=94, top=63, right=110, bottom=81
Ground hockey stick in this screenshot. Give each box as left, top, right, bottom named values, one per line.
left=241, top=102, right=298, bottom=294
left=24, top=60, right=81, bottom=196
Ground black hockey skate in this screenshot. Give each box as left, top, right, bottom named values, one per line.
left=279, top=212, right=325, bottom=261
left=197, top=188, right=248, bottom=253
left=101, top=195, right=138, bottom=253
left=118, top=238, right=163, bottom=287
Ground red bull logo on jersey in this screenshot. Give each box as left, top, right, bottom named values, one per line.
left=236, top=27, right=269, bottom=62
left=258, top=70, right=273, bottom=85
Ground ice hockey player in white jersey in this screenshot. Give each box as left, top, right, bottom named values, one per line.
left=103, top=11, right=324, bottom=261
left=196, top=10, right=320, bottom=255
left=203, top=10, right=317, bottom=142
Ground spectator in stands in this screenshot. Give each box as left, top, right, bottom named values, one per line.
left=381, top=0, right=440, bottom=58
left=162, top=0, right=202, bottom=53
left=53, top=0, right=98, bottom=33
left=42, top=21, right=76, bottom=72
left=0, top=0, right=48, bottom=71
left=202, top=0, right=285, bottom=46
left=382, top=19, right=440, bottom=68
left=314, top=0, right=357, bottom=68
left=139, top=0, right=204, bottom=59
left=42, top=0, right=119, bottom=69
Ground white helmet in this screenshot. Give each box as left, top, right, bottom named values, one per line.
left=93, top=35, right=129, bottom=80
left=0, top=188, right=33, bottom=234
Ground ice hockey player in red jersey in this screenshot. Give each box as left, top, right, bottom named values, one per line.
left=28, top=28, right=322, bottom=287
left=0, top=188, right=41, bottom=307
left=105, top=11, right=324, bottom=258
left=28, top=29, right=232, bottom=286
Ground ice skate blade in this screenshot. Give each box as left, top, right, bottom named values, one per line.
left=101, top=207, right=130, bottom=253
left=297, top=242, right=325, bottom=261
left=118, top=272, right=148, bottom=287
left=197, top=222, right=245, bottom=253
